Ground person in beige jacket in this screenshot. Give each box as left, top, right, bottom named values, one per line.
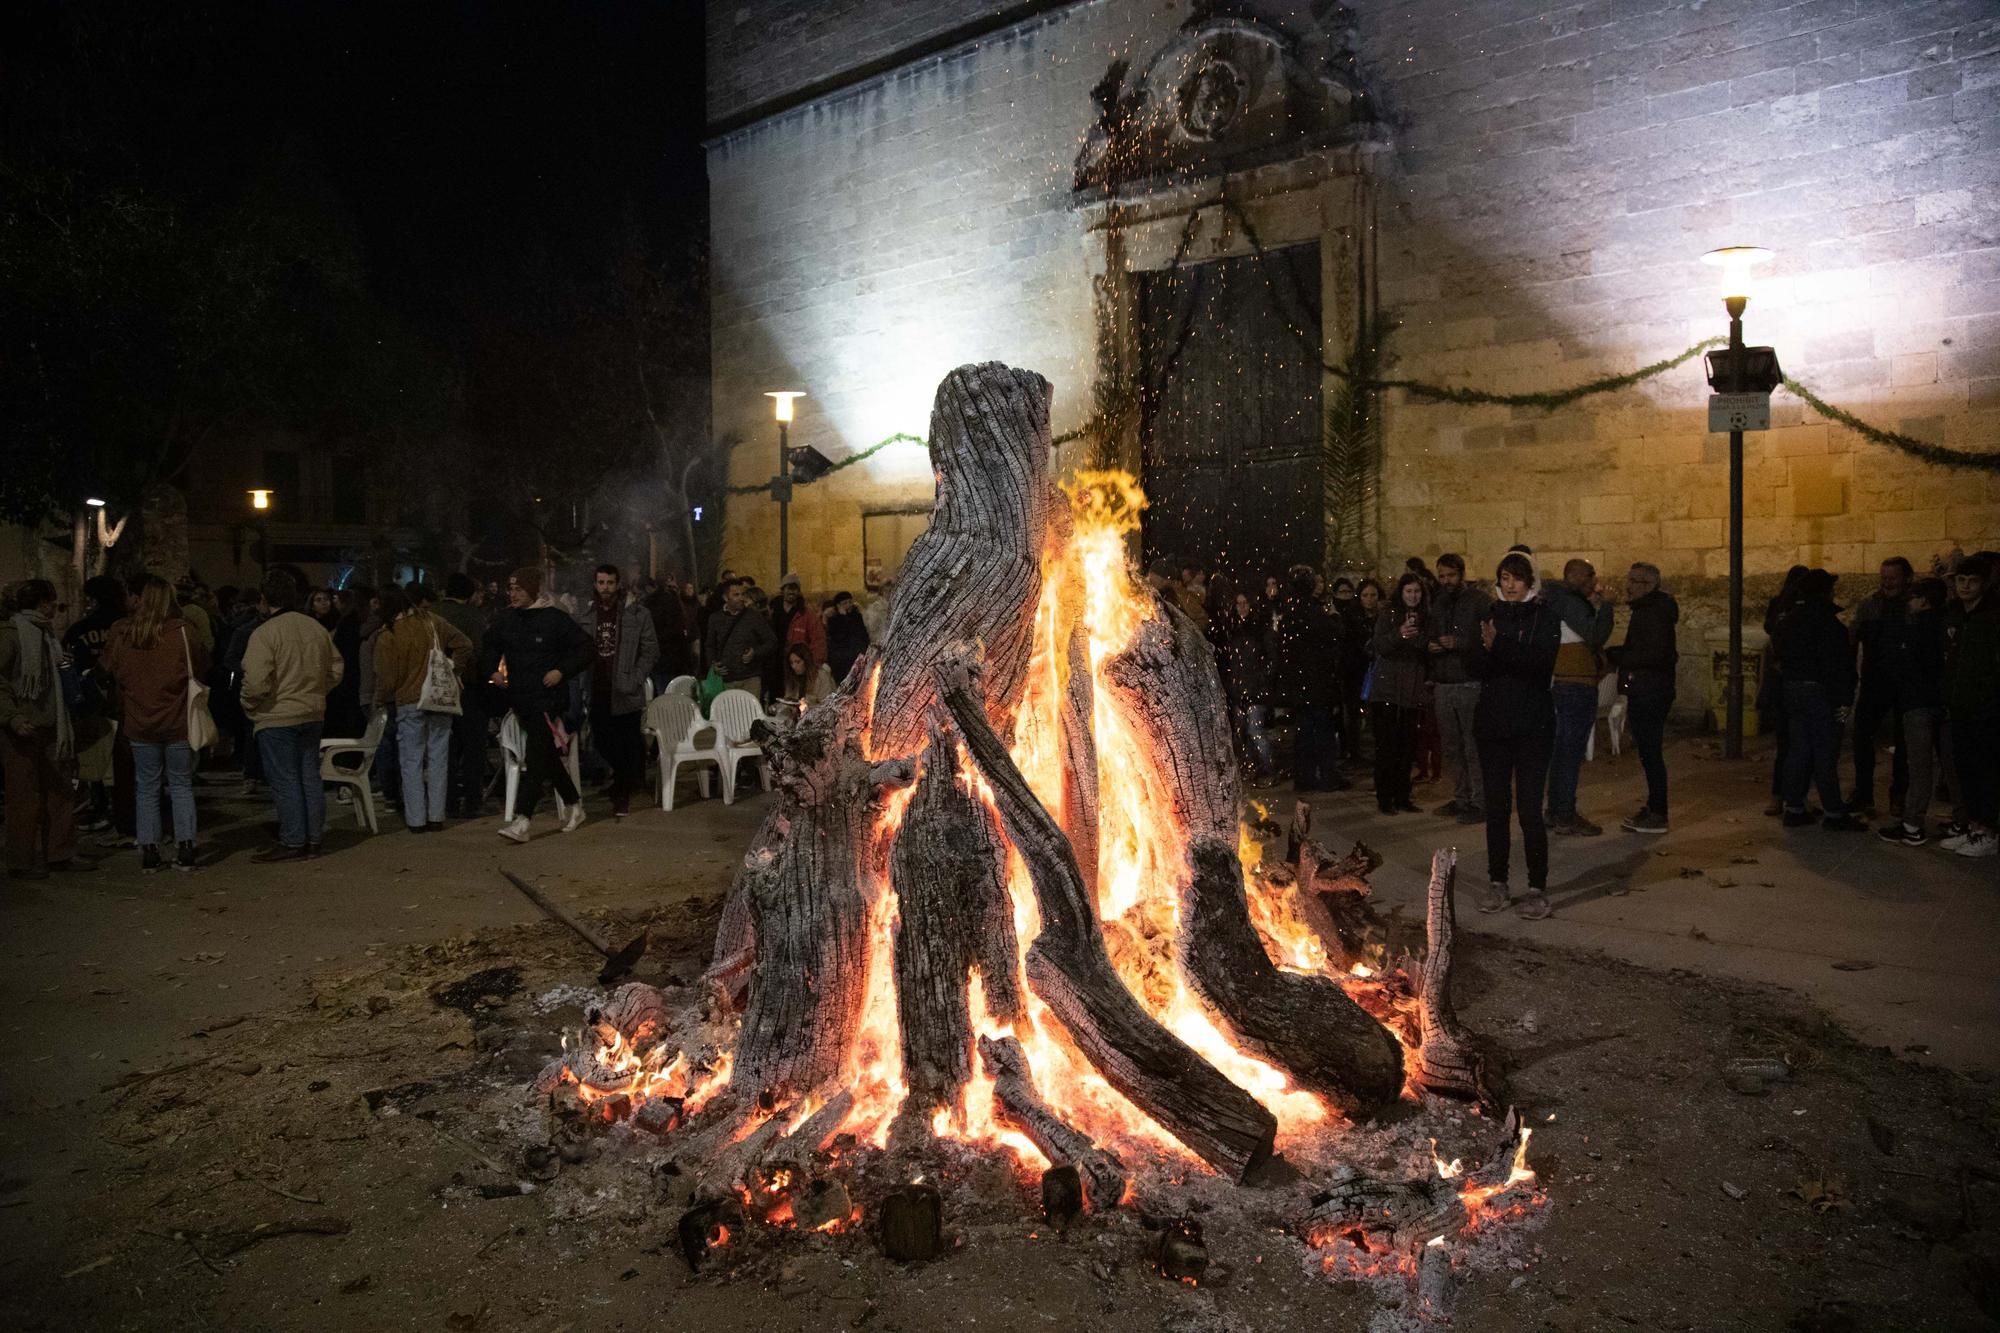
left=372, top=587, right=473, bottom=833
left=240, top=571, right=344, bottom=861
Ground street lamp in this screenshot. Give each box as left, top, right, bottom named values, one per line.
left=247, top=488, right=274, bottom=511
left=1700, top=246, right=1783, bottom=759
left=245, top=488, right=275, bottom=568
left=765, top=391, right=805, bottom=576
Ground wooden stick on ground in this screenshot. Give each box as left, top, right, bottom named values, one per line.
left=1412, top=849, right=1502, bottom=1108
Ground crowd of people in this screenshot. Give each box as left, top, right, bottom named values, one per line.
left=1, top=544, right=1992, bottom=891
left=1158, top=543, right=1999, bottom=919
left=0, top=561, right=880, bottom=875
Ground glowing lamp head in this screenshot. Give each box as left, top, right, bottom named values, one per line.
left=85, top=497, right=107, bottom=508
left=765, top=391, right=805, bottom=423
left=247, top=488, right=273, bottom=511
left=1701, top=246, right=1774, bottom=303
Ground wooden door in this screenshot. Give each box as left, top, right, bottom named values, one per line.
left=1137, top=242, right=1323, bottom=585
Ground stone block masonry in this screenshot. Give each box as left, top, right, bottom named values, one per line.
left=706, top=1, right=1999, bottom=711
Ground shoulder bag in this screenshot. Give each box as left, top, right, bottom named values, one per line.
left=182, top=627, right=218, bottom=750
left=418, top=621, right=464, bottom=715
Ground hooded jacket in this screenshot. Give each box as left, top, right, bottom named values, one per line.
left=481, top=605, right=592, bottom=715
left=1472, top=596, right=1559, bottom=739
left=1612, top=589, right=1680, bottom=701
left=1776, top=584, right=1855, bottom=700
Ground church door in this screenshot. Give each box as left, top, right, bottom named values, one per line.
left=1136, top=242, right=1323, bottom=587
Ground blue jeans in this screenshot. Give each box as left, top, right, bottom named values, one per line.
left=396, top=705, right=452, bottom=827
left=257, top=722, right=326, bottom=849
left=1781, top=682, right=1848, bottom=815
left=132, top=741, right=196, bottom=847
left=1545, top=681, right=1597, bottom=820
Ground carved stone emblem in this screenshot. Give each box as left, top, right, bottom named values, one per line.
left=1178, top=56, right=1246, bottom=141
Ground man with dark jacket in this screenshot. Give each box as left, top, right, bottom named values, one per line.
left=1427, top=554, right=1489, bottom=825
left=705, top=577, right=777, bottom=697
left=1543, top=559, right=1616, bottom=836
left=1876, top=577, right=1947, bottom=846
left=481, top=567, right=594, bottom=843
left=1607, top=564, right=1679, bottom=834
left=1848, top=556, right=1912, bottom=817
left=583, top=565, right=659, bottom=818
left=1275, top=566, right=1346, bottom=793
left=1940, top=552, right=1998, bottom=859
left=641, top=578, right=695, bottom=687
left=825, top=591, right=871, bottom=686
left=1776, top=570, right=1867, bottom=831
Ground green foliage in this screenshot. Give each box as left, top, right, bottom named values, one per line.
left=1781, top=377, right=2000, bottom=473
left=1323, top=314, right=1392, bottom=571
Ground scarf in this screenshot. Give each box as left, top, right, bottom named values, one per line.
left=7, top=611, right=72, bottom=758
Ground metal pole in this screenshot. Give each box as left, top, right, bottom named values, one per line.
left=777, top=418, right=791, bottom=578
left=1725, top=296, right=1747, bottom=760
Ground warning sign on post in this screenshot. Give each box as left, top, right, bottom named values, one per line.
left=1708, top=393, right=1771, bottom=432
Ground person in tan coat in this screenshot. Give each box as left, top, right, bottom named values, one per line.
left=372, top=587, right=472, bottom=833
left=241, top=569, right=344, bottom=860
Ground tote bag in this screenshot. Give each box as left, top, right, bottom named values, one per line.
left=182, top=627, right=218, bottom=750
left=417, top=623, right=463, bottom=715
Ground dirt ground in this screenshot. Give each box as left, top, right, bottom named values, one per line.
left=4, top=836, right=1997, bottom=1333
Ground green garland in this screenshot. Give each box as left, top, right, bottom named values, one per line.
left=1780, top=377, right=2000, bottom=473
left=724, top=431, right=927, bottom=496
left=1345, top=336, right=1721, bottom=409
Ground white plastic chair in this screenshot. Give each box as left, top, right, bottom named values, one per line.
left=498, top=711, right=583, bottom=821
left=1587, top=671, right=1626, bottom=761
left=708, top=689, right=772, bottom=805
left=662, top=675, right=697, bottom=701
left=646, top=694, right=717, bottom=810
left=320, top=709, right=389, bottom=833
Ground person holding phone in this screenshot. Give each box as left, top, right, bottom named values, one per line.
left=1368, top=573, right=1431, bottom=815
left=1472, top=552, right=1560, bottom=920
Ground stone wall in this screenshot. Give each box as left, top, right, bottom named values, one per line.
left=705, top=0, right=2000, bottom=704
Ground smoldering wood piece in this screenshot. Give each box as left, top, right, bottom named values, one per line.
left=1180, top=838, right=1405, bottom=1116
left=939, top=659, right=1276, bottom=1181
left=728, top=687, right=911, bottom=1104
left=1102, top=601, right=1238, bottom=843
left=772, top=1090, right=856, bottom=1158
left=879, top=1182, right=945, bottom=1262
left=1307, top=1168, right=1470, bottom=1254
left=588, top=983, right=671, bottom=1047
left=1413, top=849, right=1503, bottom=1109
left=1416, top=1240, right=1456, bottom=1322
left=977, top=1035, right=1128, bottom=1210
left=695, top=1114, right=790, bottom=1200
left=869, top=363, right=1056, bottom=760
left=1055, top=613, right=1100, bottom=904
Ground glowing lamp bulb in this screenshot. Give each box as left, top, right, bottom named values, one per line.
left=766, top=390, right=805, bottom=423
left=247, top=488, right=273, bottom=511
left=85, top=497, right=107, bottom=508
left=1700, top=246, right=1773, bottom=303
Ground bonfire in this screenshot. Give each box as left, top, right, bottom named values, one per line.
left=533, top=362, right=1544, bottom=1306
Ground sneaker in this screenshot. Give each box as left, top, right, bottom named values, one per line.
left=1395, top=799, right=1420, bottom=814
left=141, top=845, right=163, bottom=874
left=1622, top=809, right=1668, bottom=834
left=1821, top=813, right=1869, bottom=832
left=1477, top=880, right=1511, bottom=914
left=1549, top=814, right=1575, bottom=836
left=1954, top=830, right=1997, bottom=859
left=251, top=845, right=305, bottom=863
left=1514, top=889, right=1552, bottom=920
left=1877, top=823, right=1926, bottom=847
left=1456, top=806, right=1486, bottom=825
left=497, top=816, right=532, bottom=845
left=174, top=841, right=197, bottom=872
left=1567, top=815, right=1604, bottom=837
left=408, top=823, right=429, bottom=835
left=426, top=821, right=444, bottom=833
left=1781, top=809, right=1816, bottom=828
left=1432, top=799, right=1463, bottom=817
left=561, top=803, right=586, bottom=834
left=1376, top=801, right=1399, bottom=816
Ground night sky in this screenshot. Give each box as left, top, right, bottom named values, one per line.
left=13, top=0, right=706, bottom=335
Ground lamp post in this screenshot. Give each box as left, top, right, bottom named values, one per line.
left=1700, top=246, right=1781, bottom=760
left=245, top=488, right=275, bottom=571
left=765, top=392, right=804, bottom=577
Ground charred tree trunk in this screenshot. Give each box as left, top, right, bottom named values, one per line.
left=890, top=731, right=1023, bottom=1120
left=1412, top=850, right=1502, bottom=1108
left=729, top=689, right=913, bottom=1102
left=869, top=363, right=1057, bottom=761
left=939, top=656, right=1277, bottom=1180
left=1182, top=839, right=1406, bottom=1115
left=1107, top=601, right=1402, bottom=1113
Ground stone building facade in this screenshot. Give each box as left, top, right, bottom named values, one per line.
left=706, top=0, right=2000, bottom=707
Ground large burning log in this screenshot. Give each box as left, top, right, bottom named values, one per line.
left=890, top=730, right=1023, bottom=1122
left=977, top=1034, right=1127, bottom=1210
left=1412, top=849, right=1503, bottom=1108
left=869, top=363, right=1058, bottom=760
left=729, top=688, right=913, bottom=1102
left=1106, top=601, right=1403, bottom=1114
left=939, top=655, right=1277, bottom=1180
